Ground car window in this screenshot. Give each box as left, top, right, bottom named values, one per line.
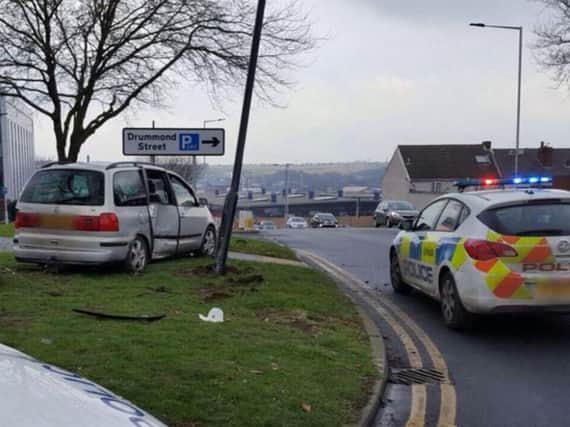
left=20, top=169, right=104, bottom=205
left=435, top=200, right=465, bottom=232
left=478, top=201, right=570, bottom=236
left=114, top=171, right=147, bottom=206
left=414, top=200, right=448, bottom=231
left=170, top=175, right=198, bottom=207
left=146, top=170, right=173, bottom=205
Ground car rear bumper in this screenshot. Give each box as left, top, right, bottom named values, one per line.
left=14, top=241, right=130, bottom=265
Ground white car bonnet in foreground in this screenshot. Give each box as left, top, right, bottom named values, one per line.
left=0, top=343, right=166, bottom=427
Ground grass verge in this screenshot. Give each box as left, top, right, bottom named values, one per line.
left=229, top=237, right=298, bottom=261
left=0, top=253, right=374, bottom=426
left=0, top=223, right=14, bottom=238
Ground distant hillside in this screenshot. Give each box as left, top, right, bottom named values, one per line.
left=200, top=162, right=386, bottom=192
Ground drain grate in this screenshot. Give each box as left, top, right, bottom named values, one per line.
left=389, top=368, right=447, bottom=385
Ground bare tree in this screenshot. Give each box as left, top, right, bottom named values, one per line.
left=534, top=0, right=570, bottom=87
left=0, top=0, right=314, bottom=161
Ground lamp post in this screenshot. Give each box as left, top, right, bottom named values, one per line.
left=284, top=163, right=290, bottom=225
left=470, top=22, right=523, bottom=176
left=0, top=112, right=8, bottom=224
left=202, top=118, right=226, bottom=165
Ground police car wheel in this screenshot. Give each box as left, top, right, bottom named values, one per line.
left=125, top=236, right=149, bottom=274
left=390, top=252, right=411, bottom=294
left=440, top=272, right=472, bottom=330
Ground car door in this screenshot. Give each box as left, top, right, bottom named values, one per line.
left=400, top=199, right=448, bottom=292
left=144, top=169, right=180, bottom=258
left=168, top=174, right=208, bottom=253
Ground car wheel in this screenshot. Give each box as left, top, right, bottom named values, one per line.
left=200, top=226, right=217, bottom=257
left=440, top=271, right=473, bottom=330
left=125, top=236, right=149, bottom=274
left=390, top=251, right=412, bottom=294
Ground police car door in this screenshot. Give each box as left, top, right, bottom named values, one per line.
left=401, top=199, right=448, bottom=292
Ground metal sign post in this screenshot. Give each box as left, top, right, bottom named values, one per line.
left=215, top=0, right=266, bottom=274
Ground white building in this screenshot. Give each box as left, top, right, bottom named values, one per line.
left=382, top=142, right=501, bottom=209
left=0, top=97, right=35, bottom=203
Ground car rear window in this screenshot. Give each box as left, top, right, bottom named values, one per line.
left=20, top=169, right=105, bottom=206
left=478, top=201, right=570, bottom=236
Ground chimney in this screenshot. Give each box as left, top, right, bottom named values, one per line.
left=537, top=141, right=553, bottom=168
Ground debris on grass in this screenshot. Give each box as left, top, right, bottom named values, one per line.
left=198, top=307, right=224, bottom=323
left=301, top=402, right=312, bottom=413
left=73, top=308, right=166, bottom=322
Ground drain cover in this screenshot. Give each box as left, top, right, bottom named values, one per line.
left=389, top=368, right=447, bottom=385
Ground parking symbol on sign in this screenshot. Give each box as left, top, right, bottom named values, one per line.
left=179, top=133, right=199, bottom=151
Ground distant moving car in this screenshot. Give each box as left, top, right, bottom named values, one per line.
left=390, top=180, right=570, bottom=329
left=0, top=342, right=166, bottom=426
left=14, top=162, right=217, bottom=273
left=255, top=220, right=277, bottom=230
left=374, top=200, right=419, bottom=228
left=310, top=212, right=338, bottom=228
left=286, top=217, right=308, bottom=229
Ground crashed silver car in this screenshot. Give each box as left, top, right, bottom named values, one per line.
left=14, top=162, right=217, bottom=273
left=0, top=342, right=166, bottom=426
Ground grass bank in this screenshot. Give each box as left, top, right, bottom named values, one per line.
left=229, top=236, right=297, bottom=261
left=0, top=223, right=14, bottom=238
left=0, top=253, right=374, bottom=426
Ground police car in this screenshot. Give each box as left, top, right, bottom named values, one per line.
left=0, top=343, right=166, bottom=426
left=389, top=177, right=570, bottom=329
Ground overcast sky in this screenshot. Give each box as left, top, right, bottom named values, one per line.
left=34, top=0, right=570, bottom=165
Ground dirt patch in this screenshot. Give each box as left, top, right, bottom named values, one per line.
left=256, top=308, right=318, bottom=333
left=179, top=264, right=253, bottom=278
left=228, top=273, right=264, bottom=285
left=0, top=314, right=31, bottom=330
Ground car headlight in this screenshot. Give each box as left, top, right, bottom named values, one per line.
left=391, top=212, right=401, bottom=219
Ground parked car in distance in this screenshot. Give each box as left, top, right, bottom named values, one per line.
left=255, top=220, right=277, bottom=230
left=0, top=342, right=166, bottom=426
left=310, top=212, right=338, bottom=228
left=286, top=216, right=308, bottom=229
left=14, top=161, right=217, bottom=273
left=374, top=200, right=419, bottom=228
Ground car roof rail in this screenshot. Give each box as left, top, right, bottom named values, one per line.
left=41, top=161, right=73, bottom=169
left=106, top=161, right=158, bottom=170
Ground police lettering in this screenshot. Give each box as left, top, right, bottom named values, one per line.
left=403, top=260, right=433, bottom=282
left=523, top=263, right=570, bottom=272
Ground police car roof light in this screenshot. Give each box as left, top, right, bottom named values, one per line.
left=454, top=176, right=553, bottom=191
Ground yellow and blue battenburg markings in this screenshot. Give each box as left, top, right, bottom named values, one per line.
left=398, top=234, right=467, bottom=269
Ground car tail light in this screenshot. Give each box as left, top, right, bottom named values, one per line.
left=464, top=239, right=518, bottom=261
left=98, top=213, right=119, bottom=232
left=74, top=213, right=119, bottom=232
left=15, top=212, right=39, bottom=228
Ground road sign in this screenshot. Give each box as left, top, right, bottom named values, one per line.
left=122, top=128, right=225, bottom=156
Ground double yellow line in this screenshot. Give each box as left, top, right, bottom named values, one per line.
left=299, top=250, right=456, bottom=427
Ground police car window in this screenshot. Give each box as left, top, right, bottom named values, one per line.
left=114, top=171, right=146, bottom=206
left=414, top=200, right=448, bottom=231
left=478, top=202, right=570, bottom=236
left=170, top=175, right=198, bottom=207
left=435, top=200, right=464, bottom=232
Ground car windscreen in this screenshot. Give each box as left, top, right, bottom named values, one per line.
left=291, top=217, right=304, bottom=222
left=20, top=169, right=105, bottom=206
left=478, top=201, right=570, bottom=236
left=389, top=201, right=415, bottom=210
left=319, top=214, right=336, bottom=220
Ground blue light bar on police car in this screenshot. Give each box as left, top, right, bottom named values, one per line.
left=455, top=176, right=552, bottom=189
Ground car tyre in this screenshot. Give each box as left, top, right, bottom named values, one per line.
left=440, top=271, right=473, bottom=330
left=200, top=226, right=217, bottom=257
left=125, top=236, right=149, bottom=274
left=390, top=251, right=412, bottom=294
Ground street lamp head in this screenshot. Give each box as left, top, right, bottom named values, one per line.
left=470, top=22, right=486, bottom=27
